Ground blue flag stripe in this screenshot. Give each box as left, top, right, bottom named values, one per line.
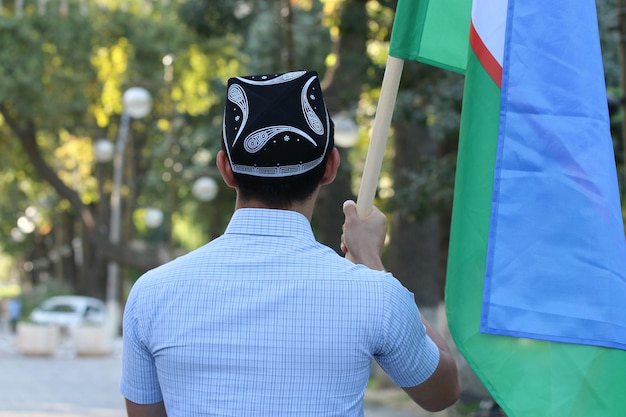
left=480, top=0, right=626, bottom=349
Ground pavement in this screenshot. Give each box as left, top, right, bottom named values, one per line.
left=0, top=329, right=451, bottom=417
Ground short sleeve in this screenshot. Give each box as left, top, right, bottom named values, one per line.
left=374, top=276, right=440, bottom=387
left=119, top=282, right=163, bottom=404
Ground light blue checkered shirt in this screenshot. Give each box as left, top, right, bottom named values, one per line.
left=120, top=208, right=439, bottom=416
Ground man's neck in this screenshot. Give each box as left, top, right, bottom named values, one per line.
left=235, top=192, right=318, bottom=221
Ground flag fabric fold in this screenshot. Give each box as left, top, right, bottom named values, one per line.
left=388, top=0, right=472, bottom=74
left=478, top=0, right=626, bottom=351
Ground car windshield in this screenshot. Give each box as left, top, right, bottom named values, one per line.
left=39, top=303, right=77, bottom=313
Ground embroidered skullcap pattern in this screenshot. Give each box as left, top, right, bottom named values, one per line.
left=223, top=71, right=332, bottom=178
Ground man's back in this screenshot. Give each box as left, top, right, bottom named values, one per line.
left=121, top=209, right=439, bottom=416
left=121, top=70, right=458, bottom=417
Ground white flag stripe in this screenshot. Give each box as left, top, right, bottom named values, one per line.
left=471, top=0, right=509, bottom=66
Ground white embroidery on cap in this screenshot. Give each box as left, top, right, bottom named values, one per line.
left=227, top=83, right=248, bottom=145
left=244, top=126, right=317, bottom=153
left=301, top=76, right=324, bottom=135
left=231, top=155, right=324, bottom=178
left=236, top=71, right=307, bottom=86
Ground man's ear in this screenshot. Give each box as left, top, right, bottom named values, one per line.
left=216, top=150, right=237, bottom=188
left=320, top=147, right=340, bottom=185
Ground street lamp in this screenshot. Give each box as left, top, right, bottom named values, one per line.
left=144, top=207, right=164, bottom=229
left=333, top=113, right=359, bottom=148
left=94, top=138, right=114, bottom=163
left=106, top=87, right=152, bottom=337
left=192, top=176, right=218, bottom=202
left=192, top=176, right=219, bottom=241
left=93, top=138, right=113, bottom=237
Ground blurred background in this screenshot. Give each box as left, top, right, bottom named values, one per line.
left=0, top=0, right=624, bottom=414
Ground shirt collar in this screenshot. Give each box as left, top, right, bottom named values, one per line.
left=224, top=208, right=315, bottom=241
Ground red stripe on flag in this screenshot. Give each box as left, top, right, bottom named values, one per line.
left=470, top=22, right=502, bottom=88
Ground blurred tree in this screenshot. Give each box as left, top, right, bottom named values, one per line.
left=314, top=0, right=371, bottom=252
left=604, top=0, right=626, bottom=197
left=0, top=1, right=244, bottom=298
left=177, top=0, right=345, bottom=248
left=3, top=0, right=619, bottom=308
left=177, top=1, right=255, bottom=39
left=384, top=61, right=463, bottom=308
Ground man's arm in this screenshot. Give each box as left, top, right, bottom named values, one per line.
left=125, top=399, right=168, bottom=417
left=341, top=200, right=461, bottom=411
left=401, top=317, right=460, bottom=411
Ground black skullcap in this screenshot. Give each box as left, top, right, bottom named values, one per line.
left=223, top=70, right=332, bottom=178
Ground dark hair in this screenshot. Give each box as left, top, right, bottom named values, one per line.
left=226, top=121, right=334, bottom=208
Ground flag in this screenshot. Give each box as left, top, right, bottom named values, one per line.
left=388, top=0, right=472, bottom=74
left=477, top=1, right=626, bottom=351
left=443, top=0, right=626, bottom=416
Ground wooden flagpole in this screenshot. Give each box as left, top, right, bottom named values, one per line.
left=355, top=55, right=405, bottom=217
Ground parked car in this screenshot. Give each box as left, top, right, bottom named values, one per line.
left=29, top=295, right=107, bottom=328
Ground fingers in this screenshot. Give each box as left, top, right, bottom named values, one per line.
left=342, top=199, right=357, bottom=217
left=341, top=200, right=357, bottom=254
left=340, top=199, right=387, bottom=269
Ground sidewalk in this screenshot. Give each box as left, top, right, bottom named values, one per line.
left=0, top=331, right=125, bottom=417
left=0, top=331, right=447, bottom=417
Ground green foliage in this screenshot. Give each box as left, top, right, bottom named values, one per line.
left=1, top=0, right=623, bottom=297
left=0, top=13, right=97, bottom=130
left=244, top=1, right=331, bottom=73
left=177, top=1, right=254, bottom=39
left=386, top=154, right=457, bottom=222
left=393, top=63, right=464, bottom=138
left=598, top=0, right=619, bottom=88
left=0, top=131, right=54, bottom=255
left=0, top=3, right=249, bottom=284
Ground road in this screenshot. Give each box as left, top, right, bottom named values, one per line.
left=0, top=330, right=443, bottom=417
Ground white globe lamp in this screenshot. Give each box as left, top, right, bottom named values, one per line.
left=333, top=114, right=359, bottom=148
left=192, top=177, right=218, bottom=202
left=144, top=208, right=164, bottom=229
left=123, top=87, right=152, bottom=119
left=94, top=138, right=114, bottom=163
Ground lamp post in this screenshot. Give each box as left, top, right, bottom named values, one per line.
left=94, top=137, right=114, bottom=223
left=106, top=87, right=152, bottom=337
left=192, top=176, right=219, bottom=240
left=94, top=138, right=114, bottom=234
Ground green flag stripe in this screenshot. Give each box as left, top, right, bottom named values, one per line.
left=446, top=39, right=626, bottom=417
left=388, top=0, right=428, bottom=61
left=445, top=46, right=499, bottom=348
left=389, top=0, right=471, bottom=74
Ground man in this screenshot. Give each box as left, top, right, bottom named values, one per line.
left=120, top=70, right=460, bottom=417
left=7, top=297, right=21, bottom=334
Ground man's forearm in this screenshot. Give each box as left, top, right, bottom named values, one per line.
left=125, top=399, right=168, bottom=417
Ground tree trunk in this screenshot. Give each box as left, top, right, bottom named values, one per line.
left=386, top=123, right=441, bottom=309
left=314, top=0, right=369, bottom=252
left=372, top=122, right=442, bottom=389
left=14, top=124, right=167, bottom=272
